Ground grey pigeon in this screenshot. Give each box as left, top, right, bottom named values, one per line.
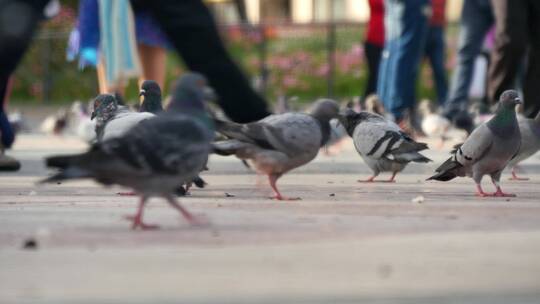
left=338, top=109, right=431, bottom=182
left=91, top=94, right=154, bottom=141
left=427, top=90, right=522, bottom=197
left=41, top=74, right=214, bottom=229
left=507, top=111, right=540, bottom=180
left=139, top=80, right=163, bottom=114
left=213, top=99, right=339, bottom=200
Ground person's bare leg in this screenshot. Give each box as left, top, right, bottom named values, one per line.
left=137, top=44, right=167, bottom=98
left=97, top=61, right=125, bottom=95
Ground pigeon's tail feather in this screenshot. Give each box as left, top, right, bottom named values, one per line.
left=192, top=176, right=207, bottom=188
left=393, top=152, right=431, bottom=163
left=39, top=167, right=91, bottom=184
left=213, top=119, right=252, bottom=142
left=426, top=157, right=462, bottom=181
left=46, top=154, right=83, bottom=169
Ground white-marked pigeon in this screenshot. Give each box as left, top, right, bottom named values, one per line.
left=338, top=109, right=431, bottom=182
left=418, top=99, right=451, bottom=146
left=213, top=99, right=339, bottom=200
left=42, top=74, right=214, bottom=229
left=507, top=111, right=540, bottom=180
left=139, top=80, right=163, bottom=114
left=91, top=95, right=154, bottom=141
left=427, top=90, right=522, bottom=197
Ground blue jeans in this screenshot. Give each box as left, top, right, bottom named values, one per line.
left=443, top=0, right=493, bottom=118
left=424, top=25, right=448, bottom=106
left=377, top=0, right=430, bottom=121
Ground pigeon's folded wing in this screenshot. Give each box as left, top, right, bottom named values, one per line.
left=455, top=124, right=493, bottom=166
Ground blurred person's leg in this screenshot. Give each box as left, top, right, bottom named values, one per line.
left=425, top=26, right=448, bottom=106
left=0, top=0, right=49, bottom=171
left=381, top=0, right=429, bottom=122
left=443, top=0, right=493, bottom=119
left=377, top=0, right=400, bottom=114
left=132, top=0, right=270, bottom=123
left=363, top=41, right=382, bottom=98
left=522, top=1, right=540, bottom=118
left=137, top=44, right=167, bottom=93
left=488, top=0, right=528, bottom=107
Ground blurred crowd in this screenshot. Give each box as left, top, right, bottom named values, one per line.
left=363, top=0, right=539, bottom=135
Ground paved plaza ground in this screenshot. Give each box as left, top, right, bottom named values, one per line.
left=1, top=133, right=540, bottom=303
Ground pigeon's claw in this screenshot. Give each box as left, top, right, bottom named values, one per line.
left=509, top=169, right=529, bottom=181
left=123, top=215, right=160, bottom=230
left=270, top=194, right=302, bottom=201
left=268, top=174, right=301, bottom=202
left=492, top=187, right=516, bottom=197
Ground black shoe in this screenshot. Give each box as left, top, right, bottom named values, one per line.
left=0, top=151, right=21, bottom=171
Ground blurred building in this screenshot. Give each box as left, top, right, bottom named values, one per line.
left=206, top=0, right=463, bottom=24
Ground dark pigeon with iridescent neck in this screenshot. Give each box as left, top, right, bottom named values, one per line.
left=428, top=90, right=522, bottom=197
left=139, top=80, right=163, bottom=114
left=212, top=99, right=339, bottom=200
left=42, top=73, right=214, bottom=229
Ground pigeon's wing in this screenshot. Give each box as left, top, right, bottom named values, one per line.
left=352, top=119, right=403, bottom=159
left=102, top=112, right=155, bottom=141
left=216, top=113, right=321, bottom=156
left=101, top=116, right=210, bottom=177
left=454, top=124, right=493, bottom=167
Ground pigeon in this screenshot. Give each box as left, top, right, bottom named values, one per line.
left=91, top=94, right=155, bottom=141
left=139, top=80, right=163, bottom=114
left=213, top=99, right=340, bottom=200
left=68, top=101, right=96, bottom=143
left=506, top=111, right=540, bottom=180
left=364, top=94, right=385, bottom=116
left=427, top=90, right=522, bottom=197
left=338, top=109, right=431, bottom=182
left=418, top=99, right=451, bottom=147
left=41, top=73, right=214, bottom=229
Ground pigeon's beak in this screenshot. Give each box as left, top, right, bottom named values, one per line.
left=90, top=111, right=96, bottom=120
left=203, top=87, right=217, bottom=101
left=514, top=97, right=522, bottom=104
left=139, top=89, right=146, bottom=97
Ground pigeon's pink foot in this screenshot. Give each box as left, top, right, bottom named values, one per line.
left=124, top=215, right=160, bottom=230
left=492, top=187, right=516, bottom=197
left=509, top=170, right=529, bottom=181
left=358, top=173, right=396, bottom=183
left=165, top=196, right=210, bottom=227
left=358, top=176, right=376, bottom=183
left=117, top=191, right=137, bottom=196
left=268, top=174, right=301, bottom=201
left=270, top=195, right=302, bottom=201
left=475, top=185, right=493, bottom=197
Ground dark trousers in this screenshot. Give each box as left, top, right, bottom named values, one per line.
left=0, top=0, right=49, bottom=147
left=0, top=0, right=270, bottom=126
left=424, top=26, right=448, bottom=106
left=377, top=0, right=430, bottom=121
left=488, top=0, right=540, bottom=118
left=363, top=41, right=383, bottom=98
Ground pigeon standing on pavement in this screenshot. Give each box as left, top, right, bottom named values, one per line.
left=139, top=80, right=164, bottom=114
left=507, top=111, right=540, bottom=180
left=213, top=99, right=340, bottom=200
left=41, top=74, right=214, bottom=229
left=427, top=90, right=522, bottom=197
left=92, top=94, right=155, bottom=141
left=338, top=109, right=431, bottom=182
